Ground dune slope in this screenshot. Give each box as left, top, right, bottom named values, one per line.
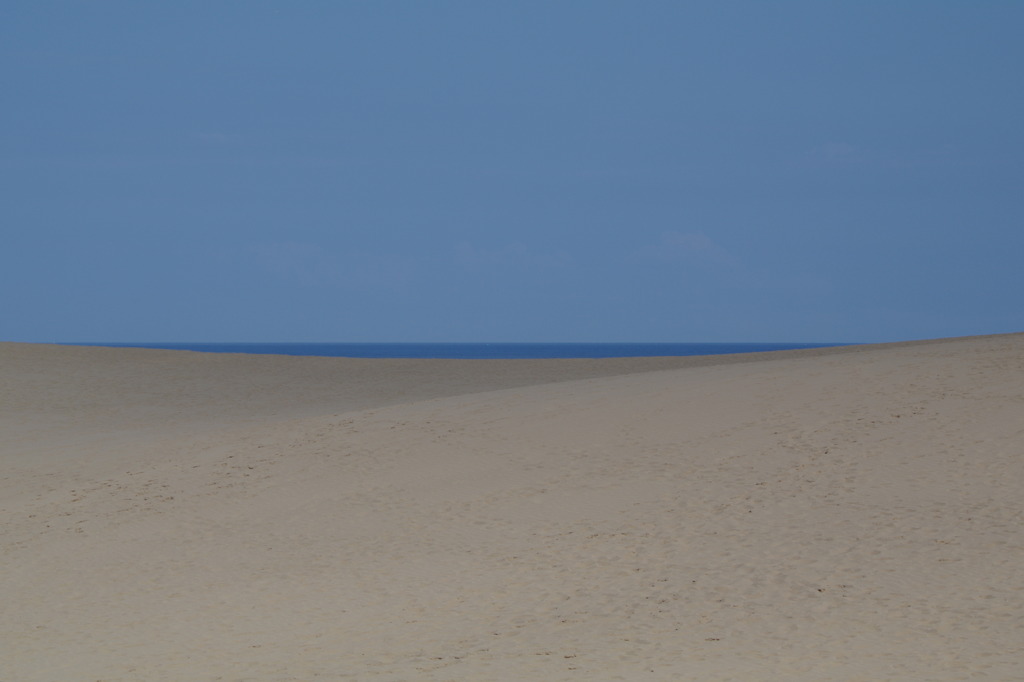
left=2, top=336, right=1022, bottom=680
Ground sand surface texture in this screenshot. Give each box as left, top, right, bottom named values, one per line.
left=3, top=336, right=1023, bottom=680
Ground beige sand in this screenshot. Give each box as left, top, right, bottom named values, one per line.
left=2, top=335, right=1022, bottom=680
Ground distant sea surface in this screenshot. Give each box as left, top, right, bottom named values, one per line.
left=71, top=342, right=850, bottom=359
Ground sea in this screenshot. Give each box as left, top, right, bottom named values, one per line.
left=71, top=342, right=850, bottom=359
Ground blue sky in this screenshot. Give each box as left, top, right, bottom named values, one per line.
left=3, top=1, right=1022, bottom=343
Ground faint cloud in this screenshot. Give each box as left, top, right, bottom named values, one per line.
left=802, top=141, right=959, bottom=170
left=248, top=241, right=414, bottom=290
left=454, top=241, right=572, bottom=272
left=347, top=252, right=416, bottom=289
left=636, top=230, right=739, bottom=268
left=661, top=231, right=716, bottom=253
left=249, top=242, right=335, bottom=285
left=190, top=131, right=241, bottom=145
left=454, top=242, right=503, bottom=270
left=804, top=141, right=864, bottom=166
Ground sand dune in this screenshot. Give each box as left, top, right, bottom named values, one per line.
left=2, top=335, right=1022, bottom=680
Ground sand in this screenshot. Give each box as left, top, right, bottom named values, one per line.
left=2, top=335, right=1022, bottom=681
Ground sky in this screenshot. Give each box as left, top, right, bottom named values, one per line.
left=2, top=1, right=1022, bottom=344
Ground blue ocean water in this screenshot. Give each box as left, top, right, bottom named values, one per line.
left=72, top=342, right=849, bottom=359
